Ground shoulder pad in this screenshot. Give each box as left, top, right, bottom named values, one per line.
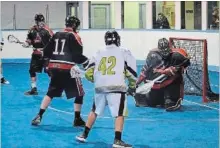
left=172, top=48, right=188, bottom=58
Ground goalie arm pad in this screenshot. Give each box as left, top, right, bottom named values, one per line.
left=154, top=66, right=178, bottom=76
left=152, top=74, right=179, bottom=89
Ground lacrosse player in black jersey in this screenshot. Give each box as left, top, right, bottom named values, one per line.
left=31, top=16, right=89, bottom=127
left=22, top=13, right=53, bottom=95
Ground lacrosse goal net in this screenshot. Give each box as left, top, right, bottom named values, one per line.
left=169, top=37, right=219, bottom=102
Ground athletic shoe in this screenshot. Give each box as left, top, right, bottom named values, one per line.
left=76, top=134, right=87, bottom=143
left=25, top=87, right=38, bottom=95
left=73, top=117, right=85, bottom=127
left=113, top=139, right=132, bottom=148
left=1, top=77, right=9, bottom=84
left=165, top=98, right=182, bottom=112
left=31, top=114, right=42, bottom=126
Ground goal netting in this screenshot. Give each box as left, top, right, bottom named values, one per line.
left=169, top=37, right=219, bottom=102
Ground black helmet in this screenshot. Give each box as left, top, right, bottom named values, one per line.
left=158, top=38, right=171, bottom=59
left=65, top=16, right=80, bottom=32
left=104, top=30, right=120, bottom=46
left=35, top=13, right=45, bottom=23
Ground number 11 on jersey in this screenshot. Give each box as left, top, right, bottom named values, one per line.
left=53, top=39, right=66, bottom=55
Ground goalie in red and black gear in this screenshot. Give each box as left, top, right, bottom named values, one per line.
left=23, top=13, right=54, bottom=95
left=31, top=16, right=89, bottom=127
left=135, top=38, right=190, bottom=111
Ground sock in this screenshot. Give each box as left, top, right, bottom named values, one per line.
left=75, top=111, right=80, bottom=119
left=38, top=109, right=45, bottom=117
left=83, top=126, right=90, bottom=138
left=115, top=131, right=122, bottom=140
left=31, top=82, right=36, bottom=88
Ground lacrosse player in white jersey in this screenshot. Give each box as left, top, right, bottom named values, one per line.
left=0, top=30, right=9, bottom=84
left=76, top=30, right=137, bottom=148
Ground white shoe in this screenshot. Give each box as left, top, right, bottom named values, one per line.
left=76, top=134, right=86, bottom=143
left=1, top=78, right=10, bottom=84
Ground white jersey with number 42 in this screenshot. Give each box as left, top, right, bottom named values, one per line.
left=88, top=44, right=137, bottom=93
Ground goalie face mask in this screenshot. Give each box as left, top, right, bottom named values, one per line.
left=158, top=38, right=171, bottom=59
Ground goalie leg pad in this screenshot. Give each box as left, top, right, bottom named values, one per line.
left=135, top=89, right=164, bottom=107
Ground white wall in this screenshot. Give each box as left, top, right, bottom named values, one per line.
left=1, top=30, right=219, bottom=66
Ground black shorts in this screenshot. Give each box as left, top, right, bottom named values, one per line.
left=29, top=53, right=44, bottom=73
left=46, top=72, right=85, bottom=99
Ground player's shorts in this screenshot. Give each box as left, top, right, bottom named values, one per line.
left=29, top=52, right=44, bottom=73
left=46, top=72, right=84, bottom=99
left=92, top=93, right=128, bottom=117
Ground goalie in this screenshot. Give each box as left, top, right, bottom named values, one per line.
left=135, top=38, right=190, bottom=111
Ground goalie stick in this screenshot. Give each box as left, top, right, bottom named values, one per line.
left=135, top=58, right=190, bottom=95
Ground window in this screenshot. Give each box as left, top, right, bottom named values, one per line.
left=207, top=1, right=219, bottom=30
left=89, top=1, right=115, bottom=29
left=181, top=1, right=201, bottom=30
left=66, top=2, right=79, bottom=17
left=139, top=3, right=146, bottom=29
left=152, top=1, right=175, bottom=29
left=121, top=2, right=146, bottom=29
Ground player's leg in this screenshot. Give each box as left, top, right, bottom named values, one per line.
left=65, top=77, right=87, bottom=126
left=0, top=60, right=9, bottom=84
left=73, top=96, right=86, bottom=127
left=76, top=93, right=106, bottom=142
left=31, top=74, right=63, bottom=125
left=25, top=54, right=39, bottom=95
left=164, top=77, right=183, bottom=111
left=108, top=93, right=132, bottom=148
left=25, top=53, right=43, bottom=95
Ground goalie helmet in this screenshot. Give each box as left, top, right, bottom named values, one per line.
left=65, top=16, right=80, bottom=32
left=104, top=30, right=120, bottom=46
left=158, top=38, right=171, bottom=59
left=34, top=13, right=45, bottom=24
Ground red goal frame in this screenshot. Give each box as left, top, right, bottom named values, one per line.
left=169, top=37, right=208, bottom=103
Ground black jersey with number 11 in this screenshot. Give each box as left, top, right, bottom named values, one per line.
left=43, top=28, right=88, bottom=71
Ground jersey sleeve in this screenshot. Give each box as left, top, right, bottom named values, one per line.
left=26, top=27, right=36, bottom=45
left=43, top=25, right=54, bottom=37
left=69, top=33, right=89, bottom=68
left=123, top=49, right=137, bottom=89
left=170, top=48, right=191, bottom=72
left=43, top=34, right=55, bottom=59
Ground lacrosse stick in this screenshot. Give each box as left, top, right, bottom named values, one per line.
left=136, top=74, right=166, bottom=94
left=7, top=35, right=24, bottom=44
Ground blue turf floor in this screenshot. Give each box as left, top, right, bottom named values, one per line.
left=1, top=63, right=219, bottom=148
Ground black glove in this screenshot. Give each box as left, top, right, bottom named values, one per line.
left=127, top=87, right=136, bottom=97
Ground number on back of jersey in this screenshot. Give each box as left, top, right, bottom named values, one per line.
left=53, top=39, right=66, bottom=55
